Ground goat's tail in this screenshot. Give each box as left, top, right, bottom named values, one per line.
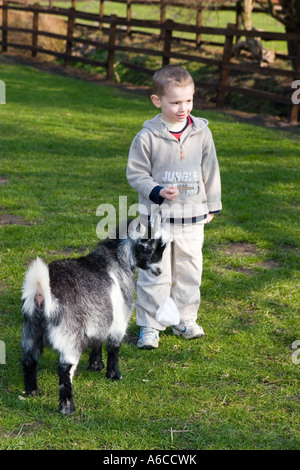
left=22, top=257, right=57, bottom=318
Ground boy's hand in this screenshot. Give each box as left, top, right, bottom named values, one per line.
left=206, top=213, right=214, bottom=223
left=159, top=187, right=179, bottom=201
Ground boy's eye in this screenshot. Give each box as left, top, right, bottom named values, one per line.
left=171, top=100, right=192, bottom=105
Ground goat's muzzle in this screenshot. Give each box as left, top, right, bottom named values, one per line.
left=151, top=266, right=162, bottom=276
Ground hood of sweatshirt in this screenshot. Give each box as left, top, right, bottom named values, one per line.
left=142, top=114, right=209, bottom=138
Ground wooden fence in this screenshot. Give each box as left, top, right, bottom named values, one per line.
left=0, top=1, right=299, bottom=122
left=10, top=0, right=281, bottom=47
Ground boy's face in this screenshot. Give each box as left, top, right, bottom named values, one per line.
left=151, top=84, right=194, bottom=124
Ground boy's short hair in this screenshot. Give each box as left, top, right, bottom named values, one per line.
left=152, top=65, right=194, bottom=97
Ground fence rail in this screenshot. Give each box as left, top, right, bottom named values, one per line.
left=0, top=1, right=299, bottom=122
left=9, top=0, right=283, bottom=46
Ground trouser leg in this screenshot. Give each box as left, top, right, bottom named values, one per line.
left=171, top=223, right=204, bottom=324
left=136, top=233, right=172, bottom=330
left=136, top=223, right=204, bottom=328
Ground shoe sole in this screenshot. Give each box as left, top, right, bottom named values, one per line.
left=137, top=343, right=159, bottom=349
left=172, top=328, right=205, bottom=340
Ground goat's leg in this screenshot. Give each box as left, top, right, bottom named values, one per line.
left=21, top=315, right=44, bottom=396
left=106, top=339, right=122, bottom=380
left=58, top=361, right=78, bottom=415
left=88, top=346, right=104, bottom=372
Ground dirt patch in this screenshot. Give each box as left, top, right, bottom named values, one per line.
left=259, top=260, right=281, bottom=269
left=8, top=421, right=46, bottom=437
left=223, top=242, right=282, bottom=273
left=124, top=335, right=138, bottom=346
left=47, top=246, right=89, bottom=257
left=0, top=11, right=66, bottom=60
left=0, top=280, right=8, bottom=294
left=0, top=177, right=9, bottom=185
left=223, top=242, right=259, bottom=257
left=0, top=213, right=31, bottom=226
left=230, top=266, right=256, bottom=276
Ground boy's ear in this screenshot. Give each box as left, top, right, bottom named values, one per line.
left=151, top=94, right=161, bottom=109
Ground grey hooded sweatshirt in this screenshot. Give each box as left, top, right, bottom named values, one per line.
left=127, top=114, right=222, bottom=221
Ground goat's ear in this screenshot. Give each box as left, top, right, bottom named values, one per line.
left=161, top=217, right=169, bottom=245
left=151, top=211, right=161, bottom=239
left=128, top=218, right=147, bottom=240
left=150, top=211, right=169, bottom=244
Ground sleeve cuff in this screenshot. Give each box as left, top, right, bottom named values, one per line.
left=149, top=186, right=165, bottom=205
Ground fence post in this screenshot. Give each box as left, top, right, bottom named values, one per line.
left=235, top=0, right=242, bottom=43
left=290, top=42, right=300, bottom=124
left=65, top=7, right=75, bottom=66
left=107, top=14, right=117, bottom=80
left=162, top=19, right=173, bottom=67
left=216, top=23, right=235, bottom=108
left=160, top=0, right=166, bottom=40
left=32, top=3, right=39, bottom=58
left=196, top=7, right=202, bottom=47
left=99, top=0, right=104, bottom=30
left=126, top=0, right=131, bottom=36
left=2, top=0, right=8, bottom=53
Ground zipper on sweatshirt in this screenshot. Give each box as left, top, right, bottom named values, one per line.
left=160, top=128, right=191, bottom=160
left=180, top=143, right=184, bottom=159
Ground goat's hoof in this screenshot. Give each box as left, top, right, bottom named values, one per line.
left=59, top=399, right=75, bottom=416
left=26, top=389, right=40, bottom=397
left=106, top=370, right=122, bottom=380
left=88, top=362, right=105, bottom=372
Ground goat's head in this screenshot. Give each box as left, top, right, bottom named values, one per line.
left=129, top=212, right=169, bottom=276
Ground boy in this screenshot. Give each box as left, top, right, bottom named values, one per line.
left=126, top=65, right=222, bottom=349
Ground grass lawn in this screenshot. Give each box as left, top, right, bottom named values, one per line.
left=0, top=60, right=299, bottom=450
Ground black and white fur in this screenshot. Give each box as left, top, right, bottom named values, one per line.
left=21, top=215, right=168, bottom=415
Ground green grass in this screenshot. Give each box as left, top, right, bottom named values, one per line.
left=0, top=60, right=300, bottom=450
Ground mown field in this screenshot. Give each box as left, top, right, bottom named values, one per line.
left=0, top=60, right=299, bottom=450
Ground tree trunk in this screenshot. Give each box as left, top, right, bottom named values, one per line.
left=243, top=0, right=253, bottom=30
left=256, top=0, right=300, bottom=67
left=233, top=0, right=275, bottom=63
left=281, top=1, right=300, bottom=68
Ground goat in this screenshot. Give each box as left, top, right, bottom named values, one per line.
left=21, top=215, right=168, bottom=415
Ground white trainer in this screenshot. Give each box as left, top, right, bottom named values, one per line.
left=172, top=321, right=205, bottom=339
left=137, top=327, right=159, bottom=349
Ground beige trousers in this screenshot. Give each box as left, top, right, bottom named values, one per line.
left=136, top=222, right=205, bottom=330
